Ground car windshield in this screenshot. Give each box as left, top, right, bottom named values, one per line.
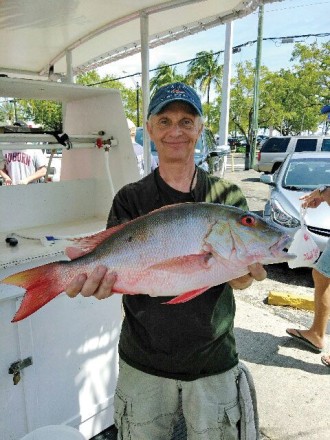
left=282, top=158, right=330, bottom=190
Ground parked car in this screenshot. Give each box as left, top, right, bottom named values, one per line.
left=260, top=151, right=330, bottom=254
left=254, top=135, right=330, bottom=173
left=135, top=127, right=229, bottom=176
left=256, top=135, right=269, bottom=148
left=227, top=137, right=241, bottom=152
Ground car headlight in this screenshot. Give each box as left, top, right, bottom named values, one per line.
left=270, top=199, right=300, bottom=228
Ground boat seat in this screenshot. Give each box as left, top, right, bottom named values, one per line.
left=20, top=425, right=86, bottom=440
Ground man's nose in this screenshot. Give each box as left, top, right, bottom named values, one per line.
left=168, top=122, right=184, bottom=134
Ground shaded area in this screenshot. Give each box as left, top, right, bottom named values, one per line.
left=266, top=263, right=314, bottom=288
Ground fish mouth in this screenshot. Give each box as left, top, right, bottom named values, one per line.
left=269, top=234, right=296, bottom=260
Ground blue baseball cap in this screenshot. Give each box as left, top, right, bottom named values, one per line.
left=147, top=82, right=203, bottom=118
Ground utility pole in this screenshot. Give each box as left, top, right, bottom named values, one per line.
left=249, top=5, right=264, bottom=170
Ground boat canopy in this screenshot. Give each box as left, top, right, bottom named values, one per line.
left=0, top=0, right=278, bottom=79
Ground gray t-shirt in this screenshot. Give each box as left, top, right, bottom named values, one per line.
left=2, top=149, right=47, bottom=184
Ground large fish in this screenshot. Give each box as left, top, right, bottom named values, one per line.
left=2, top=203, right=294, bottom=322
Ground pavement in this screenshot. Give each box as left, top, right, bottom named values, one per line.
left=234, top=297, right=329, bottom=440
left=224, top=162, right=330, bottom=440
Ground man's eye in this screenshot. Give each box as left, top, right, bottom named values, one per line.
left=181, top=120, right=194, bottom=128
left=158, top=119, right=170, bottom=127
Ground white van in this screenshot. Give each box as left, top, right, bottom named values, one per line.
left=254, top=135, right=330, bottom=173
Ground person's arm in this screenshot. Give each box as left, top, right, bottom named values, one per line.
left=0, top=168, right=12, bottom=185
left=300, top=186, right=330, bottom=208
left=18, top=165, right=47, bottom=184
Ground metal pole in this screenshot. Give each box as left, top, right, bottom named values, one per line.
left=136, top=82, right=140, bottom=127
left=140, top=12, right=151, bottom=175
left=249, top=5, right=264, bottom=170
left=218, top=22, right=233, bottom=146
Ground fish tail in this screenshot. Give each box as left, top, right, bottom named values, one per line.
left=2, top=263, right=66, bottom=322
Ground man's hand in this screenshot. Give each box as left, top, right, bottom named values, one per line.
left=18, top=177, right=29, bottom=185
left=228, top=263, right=267, bottom=290
left=66, top=265, right=117, bottom=300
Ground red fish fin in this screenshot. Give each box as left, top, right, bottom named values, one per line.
left=164, top=287, right=210, bottom=304
left=65, top=247, right=87, bottom=259
left=149, top=253, right=213, bottom=273
left=2, top=263, right=65, bottom=322
left=65, top=224, right=126, bottom=260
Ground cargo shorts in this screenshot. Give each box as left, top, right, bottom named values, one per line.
left=314, top=239, right=330, bottom=278
left=114, top=359, right=241, bottom=440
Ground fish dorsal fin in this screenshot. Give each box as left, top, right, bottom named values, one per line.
left=65, top=223, right=126, bottom=260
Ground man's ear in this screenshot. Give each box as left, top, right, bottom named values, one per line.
left=146, top=120, right=153, bottom=140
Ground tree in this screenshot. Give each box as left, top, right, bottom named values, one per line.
left=0, top=99, right=17, bottom=124
left=150, top=63, right=185, bottom=95
left=291, top=41, right=330, bottom=104
left=186, top=51, right=223, bottom=124
left=228, top=61, right=256, bottom=143
left=17, top=99, right=62, bottom=131
left=290, top=41, right=330, bottom=133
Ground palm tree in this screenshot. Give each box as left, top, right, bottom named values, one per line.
left=186, top=51, right=223, bottom=123
left=150, top=63, right=185, bottom=95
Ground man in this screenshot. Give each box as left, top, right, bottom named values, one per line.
left=66, top=82, right=266, bottom=439
left=0, top=149, right=47, bottom=185
left=126, top=118, right=157, bottom=177
left=286, top=185, right=330, bottom=367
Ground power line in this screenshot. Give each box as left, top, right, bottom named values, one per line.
left=88, top=32, right=330, bottom=86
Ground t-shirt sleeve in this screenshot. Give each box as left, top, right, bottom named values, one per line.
left=34, top=150, right=47, bottom=169
left=221, top=181, right=249, bottom=211
left=206, top=175, right=249, bottom=211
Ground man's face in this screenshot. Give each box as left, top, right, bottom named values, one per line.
left=147, top=102, right=203, bottom=165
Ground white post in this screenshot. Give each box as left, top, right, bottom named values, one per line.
left=218, top=22, right=233, bottom=176
left=140, top=12, right=151, bottom=175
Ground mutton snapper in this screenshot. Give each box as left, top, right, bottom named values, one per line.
left=2, top=202, right=294, bottom=322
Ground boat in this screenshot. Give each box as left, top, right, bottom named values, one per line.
left=0, top=2, right=275, bottom=439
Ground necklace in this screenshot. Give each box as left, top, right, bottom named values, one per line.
left=154, top=166, right=198, bottom=202
left=189, top=165, right=198, bottom=201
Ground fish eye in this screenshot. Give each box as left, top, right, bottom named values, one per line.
left=240, top=215, right=256, bottom=227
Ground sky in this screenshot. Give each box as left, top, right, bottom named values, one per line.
left=98, top=0, right=330, bottom=86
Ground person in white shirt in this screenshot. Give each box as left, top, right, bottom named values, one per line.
left=0, top=149, right=47, bottom=185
